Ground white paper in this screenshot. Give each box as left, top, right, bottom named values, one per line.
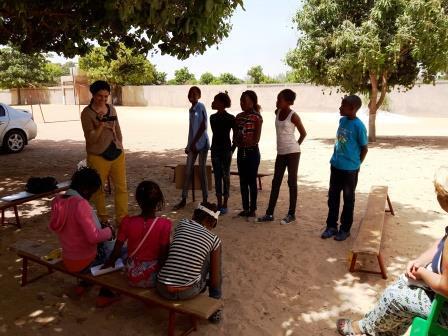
left=90, top=258, right=124, bottom=276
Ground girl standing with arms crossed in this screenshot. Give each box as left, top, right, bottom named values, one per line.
left=234, top=90, right=263, bottom=218
left=257, top=89, right=307, bottom=225
left=210, top=92, right=236, bottom=214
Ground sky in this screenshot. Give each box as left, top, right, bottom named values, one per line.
left=50, top=0, right=302, bottom=80
left=150, top=0, right=301, bottom=79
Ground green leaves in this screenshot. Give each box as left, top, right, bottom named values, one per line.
left=0, top=0, right=243, bottom=59
left=78, top=44, right=157, bottom=86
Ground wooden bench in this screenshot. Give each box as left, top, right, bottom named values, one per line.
left=13, top=240, right=222, bottom=336
left=349, top=186, right=395, bottom=279
left=164, top=164, right=272, bottom=191
left=0, top=181, right=71, bottom=228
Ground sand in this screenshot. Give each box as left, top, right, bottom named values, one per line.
left=0, top=104, right=447, bottom=336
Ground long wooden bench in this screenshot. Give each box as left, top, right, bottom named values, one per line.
left=0, top=181, right=71, bottom=228
left=13, top=240, right=222, bottom=336
left=349, top=186, right=395, bottom=279
left=164, top=164, right=272, bottom=191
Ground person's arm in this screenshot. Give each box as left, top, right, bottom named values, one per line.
left=252, top=115, right=263, bottom=145
left=231, top=117, right=237, bottom=153
left=406, top=238, right=441, bottom=279
left=414, top=239, right=448, bottom=297
left=102, top=240, right=125, bottom=269
left=158, top=220, right=172, bottom=267
left=77, top=201, right=113, bottom=244
left=360, top=145, right=368, bottom=163
left=208, top=244, right=222, bottom=299
left=291, top=113, right=307, bottom=145
left=80, top=109, right=106, bottom=144
left=113, top=109, right=123, bottom=145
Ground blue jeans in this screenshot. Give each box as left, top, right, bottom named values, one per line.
left=211, top=150, right=232, bottom=198
left=237, top=146, right=260, bottom=211
left=181, top=149, right=208, bottom=201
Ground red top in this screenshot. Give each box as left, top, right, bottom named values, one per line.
left=118, top=216, right=172, bottom=262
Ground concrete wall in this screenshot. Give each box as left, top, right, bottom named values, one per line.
left=122, top=82, right=448, bottom=117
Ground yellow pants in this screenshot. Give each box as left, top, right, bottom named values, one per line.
left=87, top=152, right=128, bottom=225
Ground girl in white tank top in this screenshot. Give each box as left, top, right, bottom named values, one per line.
left=257, top=89, right=307, bottom=225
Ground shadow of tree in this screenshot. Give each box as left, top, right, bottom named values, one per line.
left=0, top=139, right=447, bottom=335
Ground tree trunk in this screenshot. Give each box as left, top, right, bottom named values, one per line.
left=368, top=71, right=388, bottom=143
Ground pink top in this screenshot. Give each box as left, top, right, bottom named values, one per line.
left=49, top=194, right=112, bottom=261
left=117, top=216, right=172, bottom=262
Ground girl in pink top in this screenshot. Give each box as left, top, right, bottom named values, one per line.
left=49, top=167, right=119, bottom=307
left=105, top=181, right=172, bottom=288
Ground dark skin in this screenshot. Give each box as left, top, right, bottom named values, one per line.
left=193, top=215, right=222, bottom=295
left=234, top=95, right=262, bottom=148
left=102, top=206, right=169, bottom=269
left=276, top=94, right=307, bottom=145
left=339, top=99, right=368, bottom=163
left=185, top=89, right=206, bottom=154
left=211, top=97, right=235, bottom=209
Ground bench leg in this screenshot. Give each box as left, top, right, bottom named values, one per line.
left=377, top=253, right=388, bottom=279
left=258, top=177, right=262, bottom=191
left=21, top=257, right=28, bottom=287
left=1, top=209, right=4, bottom=226
left=13, top=205, right=21, bottom=228
left=168, top=311, right=176, bottom=336
left=349, top=253, right=358, bottom=273
left=386, top=195, right=395, bottom=216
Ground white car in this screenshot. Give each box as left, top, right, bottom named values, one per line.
left=0, top=103, right=37, bottom=153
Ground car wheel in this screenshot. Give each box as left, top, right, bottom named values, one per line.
left=3, top=130, right=26, bottom=153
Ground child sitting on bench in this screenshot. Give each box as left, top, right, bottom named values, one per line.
left=336, top=166, right=448, bottom=336
left=104, top=181, right=172, bottom=288
left=156, top=202, right=222, bottom=323
left=49, top=167, right=119, bottom=307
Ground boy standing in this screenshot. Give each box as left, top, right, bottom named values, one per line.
left=321, top=95, right=368, bottom=241
left=173, top=86, right=210, bottom=210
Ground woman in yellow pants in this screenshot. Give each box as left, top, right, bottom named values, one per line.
left=80, top=80, right=128, bottom=226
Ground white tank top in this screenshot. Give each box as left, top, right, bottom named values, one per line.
left=275, top=110, right=301, bottom=155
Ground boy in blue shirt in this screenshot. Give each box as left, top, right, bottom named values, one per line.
left=173, top=86, right=210, bottom=210
left=321, top=95, right=368, bottom=241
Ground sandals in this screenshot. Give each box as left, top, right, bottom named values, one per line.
left=336, top=319, right=357, bottom=336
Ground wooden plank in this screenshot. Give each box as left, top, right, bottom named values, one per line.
left=14, top=240, right=222, bottom=320
left=351, top=186, right=388, bottom=255
left=174, top=165, right=213, bottom=191
left=0, top=181, right=70, bottom=205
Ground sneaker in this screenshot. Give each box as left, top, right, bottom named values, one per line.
left=95, top=294, right=121, bottom=308
left=237, top=210, right=249, bottom=217
left=219, top=208, right=228, bottom=215
left=280, top=214, right=296, bottom=225
left=246, top=210, right=257, bottom=218
left=321, top=227, right=338, bottom=239
left=256, top=214, right=274, bottom=223
left=334, top=230, right=351, bottom=241
left=208, top=309, right=222, bottom=324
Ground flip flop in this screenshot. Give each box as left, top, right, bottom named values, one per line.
left=336, top=319, right=356, bottom=336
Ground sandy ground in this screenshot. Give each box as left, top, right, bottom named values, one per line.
left=0, top=104, right=448, bottom=336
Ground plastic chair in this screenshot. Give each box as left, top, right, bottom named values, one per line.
left=410, top=294, right=448, bottom=335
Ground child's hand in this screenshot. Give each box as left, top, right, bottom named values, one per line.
left=185, top=147, right=190, bottom=154
left=101, top=258, right=115, bottom=269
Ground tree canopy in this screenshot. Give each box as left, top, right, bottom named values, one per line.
left=0, top=47, right=61, bottom=88
left=286, top=0, right=448, bottom=141
left=247, top=65, right=266, bottom=84
left=78, top=45, right=157, bottom=85
left=171, top=67, right=197, bottom=85
left=0, top=0, right=243, bottom=59
left=200, top=72, right=216, bottom=85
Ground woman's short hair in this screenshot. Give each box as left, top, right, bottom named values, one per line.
left=214, top=92, right=231, bottom=108
left=278, top=89, right=296, bottom=103
left=70, top=167, right=102, bottom=193
left=135, top=181, right=165, bottom=212
left=90, top=80, right=111, bottom=95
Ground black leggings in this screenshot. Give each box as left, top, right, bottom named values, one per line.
left=266, top=152, right=301, bottom=216
left=237, top=146, right=260, bottom=211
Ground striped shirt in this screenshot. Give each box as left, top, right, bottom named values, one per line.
left=234, top=110, right=263, bottom=148
left=157, top=219, right=221, bottom=286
